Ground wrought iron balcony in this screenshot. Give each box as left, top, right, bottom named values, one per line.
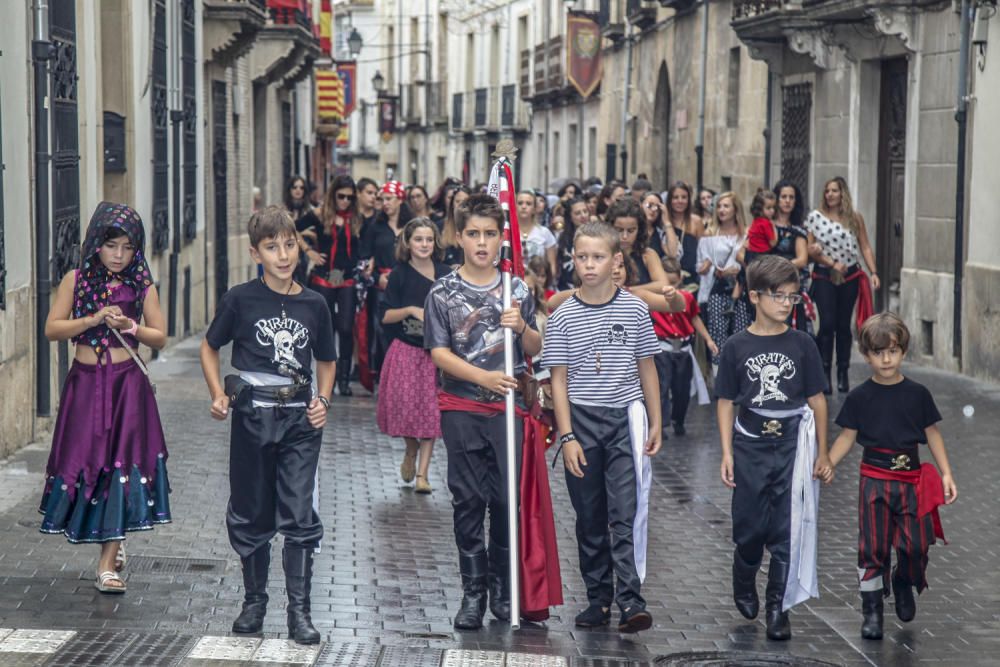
left=732, top=0, right=783, bottom=20
left=452, top=92, right=463, bottom=132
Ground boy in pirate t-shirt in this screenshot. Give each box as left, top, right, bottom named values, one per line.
left=200, top=206, right=335, bottom=645
left=716, top=255, right=831, bottom=641
left=424, top=193, right=542, bottom=631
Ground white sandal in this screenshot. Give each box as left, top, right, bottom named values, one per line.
left=95, top=570, right=126, bottom=594
left=115, top=542, right=126, bottom=572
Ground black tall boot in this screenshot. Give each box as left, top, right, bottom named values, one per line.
left=283, top=546, right=321, bottom=644
left=232, top=545, right=270, bottom=633
left=732, top=549, right=760, bottom=620
left=892, top=569, right=916, bottom=622
left=454, top=552, right=488, bottom=630
left=837, top=367, right=850, bottom=393
left=822, top=364, right=833, bottom=395
left=764, top=558, right=791, bottom=641
left=860, top=590, right=884, bottom=639
left=487, top=545, right=510, bottom=621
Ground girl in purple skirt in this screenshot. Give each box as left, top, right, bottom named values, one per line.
left=376, top=218, right=450, bottom=493
left=39, top=202, right=171, bottom=594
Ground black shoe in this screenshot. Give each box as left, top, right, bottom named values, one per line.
left=283, top=546, right=320, bottom=645
left=861, top=590, right=884, bottom=639
left=574, top=604, right=611, bottom=628
left=837, top=368, right=850, bottom=393
left=822, top=365, right=833, bottom=395
left=454, top=552, right=488, bottom=630
left=337, top=380, right=353, bottom=397
left=732, top=550, right=760, bottom=620
left=673, top=422, right=686, bottom=436
left=232, top=546, right=270, bottom=634
left=892, top=571, right=916, bottom=622
left=618, top=606, right=652, bottom=633
left=487, top=545, right=510, bottom=621
left=764, top=557, right=791, bottom=640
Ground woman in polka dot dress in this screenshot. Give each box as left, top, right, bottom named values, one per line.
left=37, top=202, right=171, bottom=594
left=805, top=177, right=879, bottom=394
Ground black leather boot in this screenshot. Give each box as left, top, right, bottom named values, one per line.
left=837, top=367, right=850, bottom=393
left=487, top=545, right=510, bottom=621
left=232, top=545, right=270, bottom=633
left=454, top=552, right=488, bottom=630
left=860, top=590, right=884, bottom=639
left=892, top=570, right=916, bottom=622
left=337, top=379, right=353, bottom=397
left=764, top=558, right=791, bottom=641
left=732, top=549, right=760, bottom=620
left=283, top=546, right=321, bottom=644
left=822, top=365, right=833, bottom=395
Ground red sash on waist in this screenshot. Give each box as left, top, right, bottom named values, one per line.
left=436, top=391, right=563, bottom=620
left=860, top=462, right=946, bottom=543
left=811, top=268, right=873, bottom=330
left=309, top=274, right=355, bottom=289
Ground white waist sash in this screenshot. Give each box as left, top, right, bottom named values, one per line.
left=627, top=400, right=652, bottom=582
left=784, top=406, right=818, bottom=611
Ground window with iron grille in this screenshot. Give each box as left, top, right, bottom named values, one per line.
left=0, top=80, right=5, bottom=310
left=781, top=82, right=812, bottom=204
left=452, top=93, right=463, bottom=131
left=474, top=88, right=487, bottom=127
left=151, top=0, right=170, bottom=253
left=281, top=101, right=292, bottom=187
left=727, top=47, right=741, bottom=128
left=182, top=0, right=197, bottom=242
left=51, top=0, right=81, bottom=282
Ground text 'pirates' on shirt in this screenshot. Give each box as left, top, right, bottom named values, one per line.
left=423, top=270, right=536, bottom=402
left=542, top=288, right=660, bottom=408
left=714, top=328, right=826, bottom=410
left=205, top=279, right=336, bottom=383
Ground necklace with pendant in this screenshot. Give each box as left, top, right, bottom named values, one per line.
left=262, top=277, right=295, bottom=319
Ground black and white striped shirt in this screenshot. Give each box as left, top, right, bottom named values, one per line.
left=542, top=288, right=660, bottom=407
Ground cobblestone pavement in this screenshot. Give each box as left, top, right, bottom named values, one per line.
left=0, top=335, right=996, bottom=666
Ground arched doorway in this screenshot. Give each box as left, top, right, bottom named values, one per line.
left=651, top=62, right=671, bottom=189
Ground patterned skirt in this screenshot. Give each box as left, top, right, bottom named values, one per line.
left=376, top=339, right=442, bottom=439
left=38, top=359, right=172, bottom=543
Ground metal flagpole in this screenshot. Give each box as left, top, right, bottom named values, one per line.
left=490, top=140, right=520, bottom=628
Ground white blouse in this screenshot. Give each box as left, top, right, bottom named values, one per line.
left=805, top=210, right=860, bottom=268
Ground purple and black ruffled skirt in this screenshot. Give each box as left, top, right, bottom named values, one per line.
left=38, top=358, right=171, bottom=543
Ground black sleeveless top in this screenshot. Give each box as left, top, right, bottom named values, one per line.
left=631, top=250, right=653, bottom=286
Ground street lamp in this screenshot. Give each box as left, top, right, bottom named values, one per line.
left=347, top=27, right=363, bottom=58
left=372, top=70, right=385, bottom=95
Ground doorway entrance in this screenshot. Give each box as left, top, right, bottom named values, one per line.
left=876, top=57, right=907, bottom=312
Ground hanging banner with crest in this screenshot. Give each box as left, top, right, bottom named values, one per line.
left=566, top=13, right=603, bottom=100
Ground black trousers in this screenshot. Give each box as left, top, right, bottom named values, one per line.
left=441, top=410, right=522, bottom=557
left=858, top=476, right=935, bottom=593
left=810, top=267, right=860, bottom=371
left=654, top=348, right=694, bottom=428
left=565, top=403, right=644, bottom=611
left=731, top=429, right=797, bottom=567
left=370, top=289, right=389, bottom=375
left=227, top=401, right=323, bottom=558
left=314, top=282, right=356, bottom=381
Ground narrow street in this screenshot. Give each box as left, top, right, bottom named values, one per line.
left=0, top=335, right=995, bottom=666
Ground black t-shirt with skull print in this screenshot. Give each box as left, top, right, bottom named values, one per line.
left=205, top=278, right=336, bottom=383
left=714, top=328, right=826, bottom=410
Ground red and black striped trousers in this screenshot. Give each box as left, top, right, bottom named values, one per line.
left=858, top=475, right=936, bottom=593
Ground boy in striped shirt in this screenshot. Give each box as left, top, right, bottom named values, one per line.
left=542, top=222, right=662, bottom=633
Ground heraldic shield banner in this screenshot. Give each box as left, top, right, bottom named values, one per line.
left=566, top=14, right=603, bottom=99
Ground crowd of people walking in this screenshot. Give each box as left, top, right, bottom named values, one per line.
left=35, top=167, right=957, bottom=649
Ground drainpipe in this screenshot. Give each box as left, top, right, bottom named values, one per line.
left=619, top=21, right=633, bottom=181
left=953, top=0, right=972, bottom=363
left=695, top=0, right=708, bottom=193
left=168, top=1, right=182, bottom=337
left=543, top=1, right=550, bottom=188
left=764, top=70, right=773, bottom=188
left=33, top=0, right=53, bottom=416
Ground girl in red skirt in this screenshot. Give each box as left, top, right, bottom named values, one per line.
left=377, top=218, right=451, bottom=493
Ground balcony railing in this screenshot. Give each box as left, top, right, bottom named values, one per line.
left=474, top=88, right=489, bottom=127
left=401, top=83, right=421, bottom=123
left=732, top=1, right=784, bottom=19
left=427, top=82, right=448, bottom=124
left=249, top=0, right=267, bottom=11
left=452, top=92, right=463, bottom=131
left=268, top=0, right=311, bottom=32
left=530, top=36, right=565, bottom=97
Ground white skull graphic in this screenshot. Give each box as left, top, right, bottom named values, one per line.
left=273, top=330, right=299, bottom=367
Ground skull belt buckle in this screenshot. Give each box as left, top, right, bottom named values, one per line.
left=276, top=386, right=294, bottom=405
left=762, top=419, right=783, bottom=437
left=890, top=454, right=911, bottom=471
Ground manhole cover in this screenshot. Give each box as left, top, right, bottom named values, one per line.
left=654, top=653, right=841, bottom=667
left=124, top=556, right=228, bottom=575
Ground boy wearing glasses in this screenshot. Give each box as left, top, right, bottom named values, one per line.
left=716, top=255, right=831, bottom=641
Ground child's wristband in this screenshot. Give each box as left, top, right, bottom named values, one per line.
left=559, top=432, right=577, bottom=446
left=123, top=319, right=139, bottom=336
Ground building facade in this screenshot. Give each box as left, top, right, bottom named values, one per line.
left=0, top=0, right=323, bottom=457
left=732, top=0, right=1000, bottom=381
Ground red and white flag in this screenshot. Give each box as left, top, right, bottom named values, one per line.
left=487, top=159, right=524, bottom=278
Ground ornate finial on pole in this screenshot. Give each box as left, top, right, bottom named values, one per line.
left=492, top=139, right=518, bottom=163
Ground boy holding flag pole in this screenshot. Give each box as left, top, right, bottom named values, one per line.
left=424, top=142, right=561, bottom=630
